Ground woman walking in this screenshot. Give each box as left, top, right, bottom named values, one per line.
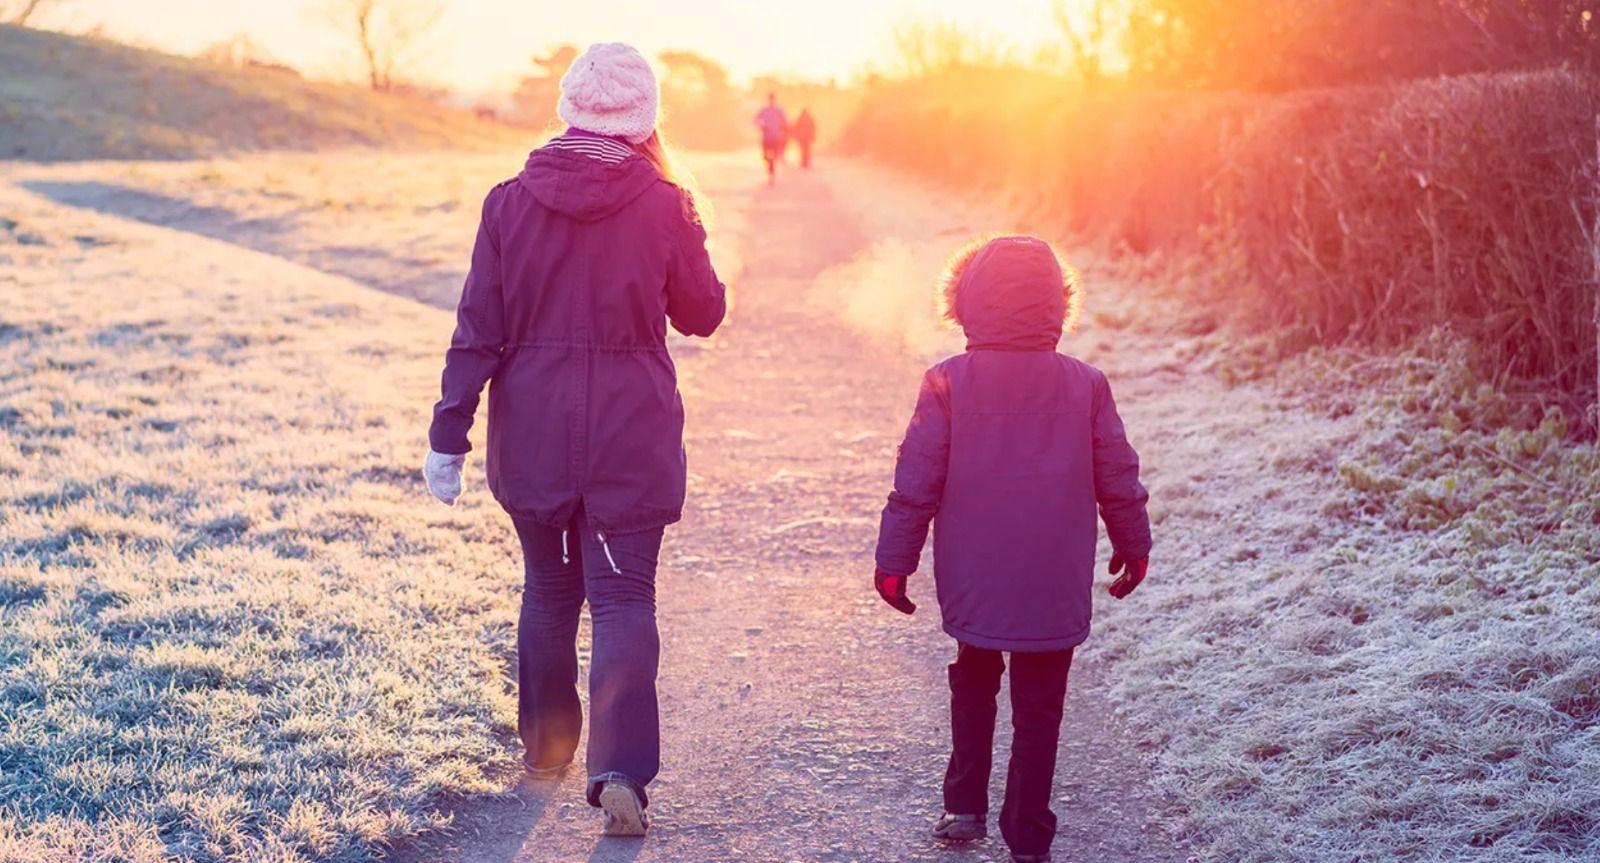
left=422, top=43, right=726, bottom=837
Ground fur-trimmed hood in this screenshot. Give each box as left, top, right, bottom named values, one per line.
left=938, top=235, right=1080, bottom=351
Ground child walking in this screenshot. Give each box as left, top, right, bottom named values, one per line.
left=872, top=235, right=1151, bottom=863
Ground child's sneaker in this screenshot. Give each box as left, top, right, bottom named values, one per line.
left=595, top=775, right=649, bottom=837
left=931, top=812, right=986, bottom=842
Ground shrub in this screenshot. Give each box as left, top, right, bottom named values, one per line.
left=1221, top=70, right=1600, bottom=411
left=837, top=66, right=1600, bottom=423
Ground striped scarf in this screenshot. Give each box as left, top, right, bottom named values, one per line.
left=540, top=130, right=636, bottom=165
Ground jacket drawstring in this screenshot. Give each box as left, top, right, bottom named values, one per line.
left=597, top=531, right=621, bottom=574
left=560, top=529, right=570, bottom=565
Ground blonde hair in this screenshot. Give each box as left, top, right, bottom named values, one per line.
left=631, top=130, right=713, bottom=231
left=935, top=234, right=1082, bottom=332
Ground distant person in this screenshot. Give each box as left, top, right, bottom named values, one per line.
left=423, top=42, right=725, bottom=839
left=791, top=108, right=816, bottom=169
left=871, top=236, right=1152, bottom=863
left=754, top=92, right=788, bottom=185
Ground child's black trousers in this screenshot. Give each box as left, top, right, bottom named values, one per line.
left=943, top=641, right=1075, bottom=857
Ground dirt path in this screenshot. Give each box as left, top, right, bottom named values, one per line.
left=386, top=157, right=1190, bottom=863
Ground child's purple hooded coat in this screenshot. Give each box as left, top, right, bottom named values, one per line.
left=429, top=144, right=725, bottom=534
left=874, top=236, right=1150, bottom=652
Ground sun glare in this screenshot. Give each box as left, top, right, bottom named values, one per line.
left=4, top=2, right=1597, bottom=862
left=35, top=0, right=1076, bottom=91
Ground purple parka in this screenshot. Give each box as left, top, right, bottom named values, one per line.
left=429, top=141, right=726, bottom=534
left=874, top=236, right=1151, bottom=652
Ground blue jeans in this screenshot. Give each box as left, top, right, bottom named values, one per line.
left=512, top=511, right=663, bottom=806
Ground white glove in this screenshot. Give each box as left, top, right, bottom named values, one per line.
left=423, top=449, right=466, bottom=505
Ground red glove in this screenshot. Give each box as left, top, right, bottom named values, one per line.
left=874, top=568, right=917, bottom=615
left=1108, top=554, right=1148, bottom=599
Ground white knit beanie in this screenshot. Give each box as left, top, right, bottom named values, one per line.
left=557, top=43, right=659, bottom=144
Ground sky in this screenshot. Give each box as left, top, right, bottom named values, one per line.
left=35, top=0, right=1065, bottom=96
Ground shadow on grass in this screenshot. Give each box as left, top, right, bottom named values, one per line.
left=385, top=774, right=564, bottom=863
left=19, top=180, right=287, bottom=245
left=17, top=179, right=461, bottom=307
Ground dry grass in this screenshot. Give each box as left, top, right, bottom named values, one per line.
left=0, top=179, right=523, bottom=861
left=1216, top=71, right=1600, bottom=411
left=0, top=24, right=520, bottom=162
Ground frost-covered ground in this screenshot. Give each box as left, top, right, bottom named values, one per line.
left=2, top=147, right=1596, bottom=863
left=0, top=163, right=522, bottom=862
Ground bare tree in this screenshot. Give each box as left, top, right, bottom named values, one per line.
left=5, top=0, right=67, bottom=26
left=509, top=44, right=577, bottom=128
left=891, top=20, right=1006, bottom=77
left=199, top=33, right=274, bottom=67
left=319, top=0, right=441, bottom=91
left=658, top=50, right=745, bottom=148
left=1051, top=0, right=1124, bottom=87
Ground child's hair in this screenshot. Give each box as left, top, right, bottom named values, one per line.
left=935, top=234, right=1082, bottom=333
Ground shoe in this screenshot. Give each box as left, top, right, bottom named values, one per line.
left=931, top=812, right=987, bottom=842
left=1011, top=854, right=1050, bottom=862
left=597, top=777, right=649, bottom=837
